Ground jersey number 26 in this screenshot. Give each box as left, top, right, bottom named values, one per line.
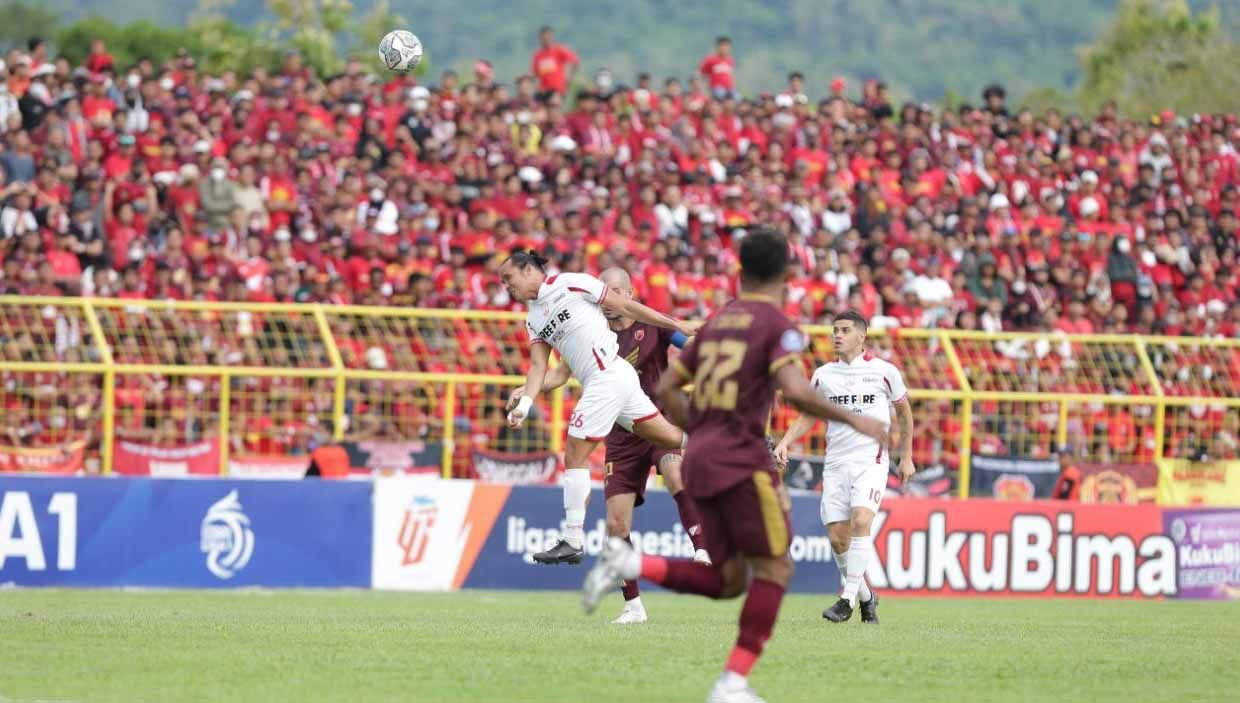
left=691, top=340, right=747, bottom=411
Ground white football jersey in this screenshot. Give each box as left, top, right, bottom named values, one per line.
left=525, top=272, right=619, bottom=386
left=810, top=353, right=908, bottom=467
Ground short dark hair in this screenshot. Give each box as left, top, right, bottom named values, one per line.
left=738, top=227, right=788, bottom=285
left=504, top=249, right=549, bottom=271
left=717, top=36, right=731, bottom=45
left=832, top=310, right=869, bottom=333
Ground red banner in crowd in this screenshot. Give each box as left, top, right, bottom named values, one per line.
left=0, top=440, right=86, bottom=474
left=869, top=498, right=1175, bottom=599
left=1076, top=462, right=1159, bottom=504
left=112, top=439, right=219, bottom=477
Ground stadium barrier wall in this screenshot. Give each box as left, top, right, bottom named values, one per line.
left=4, top=477, right=1237, bottom=599
left=2, top=297, right=1238, bottom=500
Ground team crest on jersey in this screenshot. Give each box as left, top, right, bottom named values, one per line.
left=634, top=329, right=645, bottom=342
left=780, top=329, right=805, bottom=352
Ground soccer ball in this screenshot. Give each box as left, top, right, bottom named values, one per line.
left=379, top=30, right=423, bottom=73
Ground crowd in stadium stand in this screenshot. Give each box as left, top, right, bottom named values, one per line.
left=0, top=31, right=1238, bottom=468
left=0, top=30, right=1235, bottom=338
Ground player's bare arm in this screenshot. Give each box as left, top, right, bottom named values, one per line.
left=894, top=397, right=916, bottom=484
left=508, top=341, right=551, bottom=428
left=601, top=294, right=702, bottom=338
left=654, top=361, right=692, bottom=429
left=506, top=362, right=572, bottom=412
left=773, top=413, right=818, bottom=469
left=774, top=364, right=886, bottom=442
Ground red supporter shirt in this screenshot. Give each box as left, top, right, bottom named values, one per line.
left=531, top=45, right=578, bottom=94
left=698, top=54, right=735, bottom=93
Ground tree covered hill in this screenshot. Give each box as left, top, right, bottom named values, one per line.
left=24, top=0, right=1240, bottom=103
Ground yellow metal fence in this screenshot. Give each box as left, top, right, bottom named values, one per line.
left=1, top=296, right=1237, bottom=495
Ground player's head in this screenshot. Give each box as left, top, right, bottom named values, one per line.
left=738, top=227, right=788, bottom=295
left=599, top=267, right=633, bottom=321
left=499, top=249, right=549, bottom=302
left=539, top=26, right=554, bottom=46
left=716, top=36, right=732, bottom=55
left=831, top=310, right=869, bottom=359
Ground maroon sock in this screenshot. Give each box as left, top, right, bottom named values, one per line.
left=725, top=578, right=786, bottom=676
left=640, top=556, right=724, bottom=598
left=672, top=490, right=707, bottom=551
left=621, top=536, right=640, bottom=601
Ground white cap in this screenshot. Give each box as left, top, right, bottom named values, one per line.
left=409, top=86, right=430, bottom=100
left=1079, top=196, right=1100, bottom=217
left=193, top=140, right=211, bottom=154
left=550, top=134, right=577, bottom=152
left=989, top=192, right=1010, bottom=210
left=1081, top=170, right=1099, bottom=185
left=517, top=166, right=543, bottom=183
left=365, top=347, right=388, bottom=370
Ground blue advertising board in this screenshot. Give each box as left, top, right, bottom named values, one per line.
left=459, top=485, right=842, bottom=594
left=0, top=477, right=371, bottom=588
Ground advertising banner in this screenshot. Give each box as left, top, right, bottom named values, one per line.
left=1076, top=462, right=1158, bottom=504
left=1163, top=509, right=1240, bottom=600
left=369, top=479, right=843, bottom=594
left=1156, top=459, right=1240, bottom=506
left=112, top=439, right=219, bottom=477
left=343, top=440, right=442, bottom=475
left=472, top=450, right=559, bottom=484
left=0, top=476, right=371, bottom=587
left=371, top=476, right=511, bottom=591
left=969, top=455, right=1060, bottom=500
left=0, top=440, right=87, bottom=474
left=868, top=499, right=1175, bottom=598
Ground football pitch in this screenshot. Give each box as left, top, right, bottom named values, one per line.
left=1, top=590, right=1236, bottom=703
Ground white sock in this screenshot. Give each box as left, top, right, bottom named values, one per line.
left=841, top=536, right=872, bottom=602
left=563, top=468, right=590, bottom=548
left=834, top=548, right=873, bottom=603
left=720, top=671, right=747, bottom=690
left=626, top=595, right=644, bottom=610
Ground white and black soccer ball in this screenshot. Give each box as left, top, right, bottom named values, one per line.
left=379, top=30, right=423, bottom=73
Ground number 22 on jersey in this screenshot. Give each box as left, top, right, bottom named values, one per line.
left=691, top=340, right=747, bottom=411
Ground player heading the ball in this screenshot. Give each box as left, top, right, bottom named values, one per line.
left=501, top=250, right=701, bottom=566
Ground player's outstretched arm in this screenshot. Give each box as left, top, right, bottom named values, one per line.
left=774, top=364, right=887, bottom=442
left=602, top=295, right=701, bottom=338
left=508, top=342, right=552, bottom=428
left=654, top=363, right=692, bottom=429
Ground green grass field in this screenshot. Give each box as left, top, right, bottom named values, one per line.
left=1, top=590, right=1236, bottom=703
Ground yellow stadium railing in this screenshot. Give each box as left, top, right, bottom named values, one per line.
left=1, top=296, right=1237, bottom=496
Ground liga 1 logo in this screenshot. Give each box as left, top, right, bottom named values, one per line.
left=200, top=490, right=255, bottom=579
left=397, top=494, right=438, bottom=566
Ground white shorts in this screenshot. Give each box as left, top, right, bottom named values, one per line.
left=820, top=461, right=889, bottom=525
left=568, top=359, right=658, bottom=441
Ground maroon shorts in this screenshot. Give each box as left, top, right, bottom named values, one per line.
left=695, top=470, right=791, bottom=565
left=604, top=439, right=680, bottom=507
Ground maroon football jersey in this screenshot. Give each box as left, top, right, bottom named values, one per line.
left=605, top=321, right=675, bottom=452
left=671, top=295, right=805, bottom=498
